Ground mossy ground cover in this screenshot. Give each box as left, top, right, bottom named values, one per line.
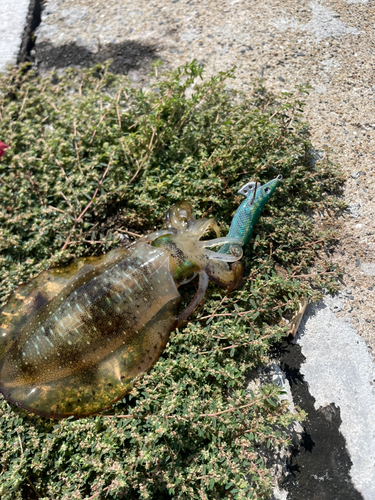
left=0, top=61, right=344, bottom=499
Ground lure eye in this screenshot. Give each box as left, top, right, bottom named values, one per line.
left=264, top=187, right=270, bottom=194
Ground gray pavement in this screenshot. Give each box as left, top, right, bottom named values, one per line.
left=1, top=0, right=375, bottom=498
left=297, top=297, right=375, bottom=498
left=0, top=0, right=30, bottom=72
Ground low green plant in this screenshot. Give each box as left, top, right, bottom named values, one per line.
left=0, top=61, right=344, bottom=499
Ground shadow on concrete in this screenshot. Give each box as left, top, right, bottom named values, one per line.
left=36, top=40, right=157, bottom=75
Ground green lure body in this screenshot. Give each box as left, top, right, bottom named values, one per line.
left=219, top=177, right=281, bottom=255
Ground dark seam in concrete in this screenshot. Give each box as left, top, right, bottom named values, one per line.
left=275, top=340, right=364, bottom=500
left=18, top=0, right=42, bottom=64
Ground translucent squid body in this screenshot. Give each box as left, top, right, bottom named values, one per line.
left=0, top=177, right=280, bottom=419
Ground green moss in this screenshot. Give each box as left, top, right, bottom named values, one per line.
left=0, top=61, right=344, bottom=499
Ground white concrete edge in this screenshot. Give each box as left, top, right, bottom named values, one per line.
left=0, top=0, right=31, bottom=73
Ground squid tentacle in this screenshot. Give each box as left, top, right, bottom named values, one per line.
left=176, top=270, right=209, bottom=328
left=204, top=249, right=242, bottom=262
left=188, top=218, right=221, bottom=239
left=198, top=237, right=242, bottom=248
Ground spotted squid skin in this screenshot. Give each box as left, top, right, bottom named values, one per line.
left=0, top=244, right=181, bottom=418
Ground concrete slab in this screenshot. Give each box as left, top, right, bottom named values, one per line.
left=296, top=298, right=375, bottom=499
left=0, top=0, right=31, bottom=72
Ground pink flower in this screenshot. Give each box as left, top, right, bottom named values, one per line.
left=0, top=141, right=9, bottom=159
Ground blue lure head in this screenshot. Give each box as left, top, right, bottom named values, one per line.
left=219, top=175, right=282, bottom=254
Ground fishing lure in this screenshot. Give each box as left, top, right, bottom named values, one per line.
left=0, top=178, right=280, bottom=419
left=219, top=176, right=282, bottom=254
